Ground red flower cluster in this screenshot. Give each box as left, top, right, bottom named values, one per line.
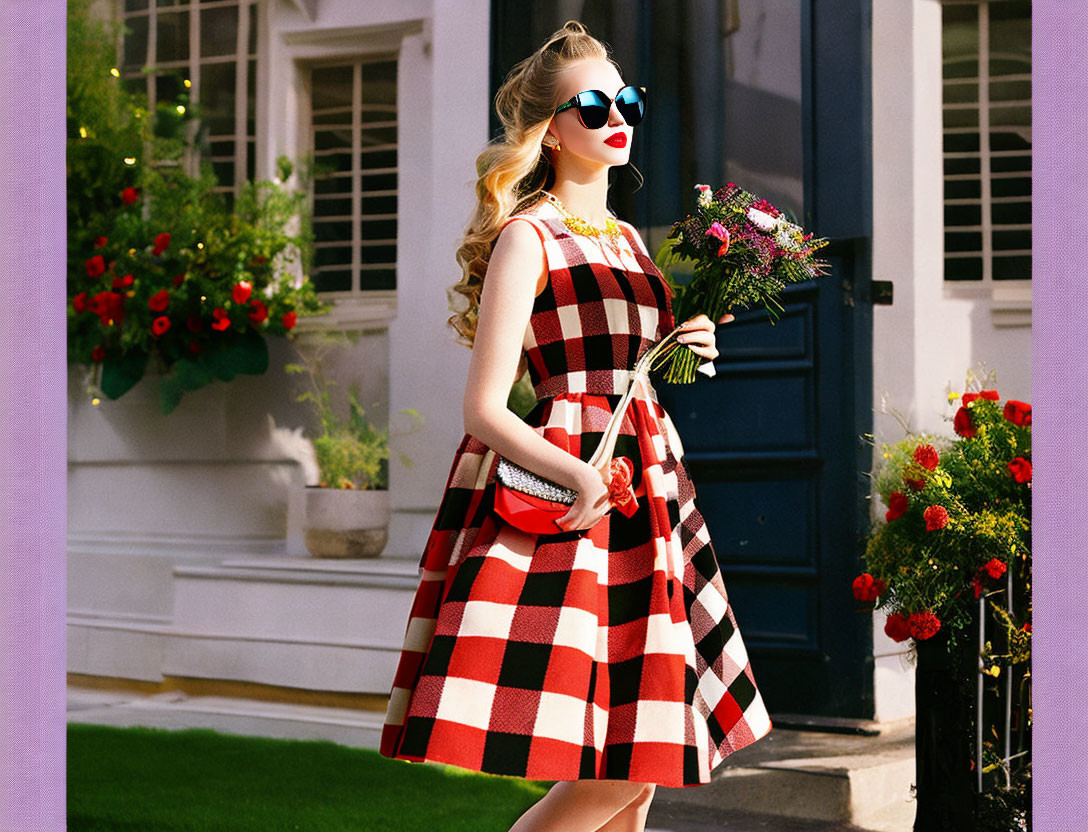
left=85, top=254, right=106, bottom=278
left=148, top=289, right=170, bottom=312
left=1003, top=400, right=1031, bottom=426
left=954, top=389, right=1032, bottom=438
left=884, top=612, right=911, bottom=642
left=86, top=291, right=125, bottom=327
left=885, top=490, right=908, bottom=521
left=121, top=186, right=139, bottom=205
left=971, top=558, right=1008, bottom=598
left=152, top=232, right=171, bottom=256
left=1008, top=456, right=1032, bottom=483
left=883, top=609, right=942, bottom=642
left=852, top=572, right=887, bottom=602
left=912, top=444, right=939, bottom=471
left=907, top=610, right=941, bottom=640
left=923, top=504, right=949, bottom=531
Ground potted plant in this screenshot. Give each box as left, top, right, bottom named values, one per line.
left=286, top=331, right=421, bottom=558
left=855, top=365, right=1031, bottom=832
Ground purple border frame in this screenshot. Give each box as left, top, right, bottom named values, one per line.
left=0, top=1, right=1073, bottom=828
left=1031, top=2, right=1085, bottom=829
left=0, top=0, right=68, bottom=828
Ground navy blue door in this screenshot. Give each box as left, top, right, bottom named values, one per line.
left=491, top=0, right=874, bottom=719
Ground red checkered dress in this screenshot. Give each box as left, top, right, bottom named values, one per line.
left=379, top=196, right=772, bottom=787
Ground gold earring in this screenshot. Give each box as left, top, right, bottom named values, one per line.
left=543, top=136, right=560, bottom=152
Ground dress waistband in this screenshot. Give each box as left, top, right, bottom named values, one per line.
left=532, top=369, right=642, bottom=401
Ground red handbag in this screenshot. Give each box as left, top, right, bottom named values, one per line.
left=493, top=455, right=637, bottom=535
left=491, top=325, right=686, bottom=535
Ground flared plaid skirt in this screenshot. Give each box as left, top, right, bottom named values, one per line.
left=378, top=370, right=773, bottom=787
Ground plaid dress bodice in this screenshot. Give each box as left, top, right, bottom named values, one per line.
left=502, top=199, right=677, bottom=401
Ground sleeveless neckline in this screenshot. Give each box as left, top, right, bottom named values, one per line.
left=527, top=197, right=638, bottom=265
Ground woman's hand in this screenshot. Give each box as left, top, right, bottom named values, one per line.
left=556, top=460, right=612, bottom=532
left=675, top=312, right=735, bottom=363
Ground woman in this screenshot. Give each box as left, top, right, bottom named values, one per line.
left=379, top=20, right=773, bottom=830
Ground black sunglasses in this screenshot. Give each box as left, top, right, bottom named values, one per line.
left=553, top=85, right=647, bottom=130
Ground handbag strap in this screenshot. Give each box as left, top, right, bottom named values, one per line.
left=586, top=323, right=687, bottom=470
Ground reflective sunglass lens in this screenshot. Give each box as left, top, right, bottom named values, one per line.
left=616, top=86, right=644, bottom=125
left=576, top=91, right=610, bottom=129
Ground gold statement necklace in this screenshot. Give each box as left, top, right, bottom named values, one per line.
left=541, top=190, right=626, bottom=257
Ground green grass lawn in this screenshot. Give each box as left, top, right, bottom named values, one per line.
left=68, top=724, right=554, bottom=831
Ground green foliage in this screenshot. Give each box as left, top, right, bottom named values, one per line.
left=860, top=366, right=1031, bottom=645
left=285, top=331, right=423, bottom=490
left=67, top=0, right=331, bottom=414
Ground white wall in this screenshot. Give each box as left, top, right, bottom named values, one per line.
left=260, top=0, right=491, bottom=557
left=870, top=0, right=1031, bottom=721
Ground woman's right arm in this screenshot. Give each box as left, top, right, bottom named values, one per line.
left=462, top=219, right=610, bottom=530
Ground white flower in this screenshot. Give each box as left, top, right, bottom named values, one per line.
left=746, top=207, right=779, bottom=231
left=694, top=184, right=712, bottom=207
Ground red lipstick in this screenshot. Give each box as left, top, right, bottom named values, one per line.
left=604, top=132, right=627, bottom=148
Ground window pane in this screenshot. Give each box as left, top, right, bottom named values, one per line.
left=989, top=1, right=1030, bottom=76
left=156, top=72, right=186, bottom=104
left=201, top=5, right=238, bottom=59
left=945, top=231, right=982, bottom=253
left=992, top=229, right=1029, bottom=251
left=312, top=65, right=354, bottom=111
left=944, top=258, right=983, bottom=281
left=200, top=61, right=237, bottom=134
left=315, top=246, right=352, bottom=268
left=314, top=176, right=353, bottom=195
left=247, top=59, right=256, bottom=136
left=313, top=129, right=352, bottom=152
left=992, top=201, right=1029, bottom=225
left=361, top=269, right=396, bottom=291
left=942, top=5, right=978, bottom=78
left=156, top=12, right=189, bottom=64
left=361, top=60, right=396, bottom=119
left=313, top=271, right=353, bottom=293
left=124, top=0, right=149, bottom=10
left=123, top=14, right=149, bottom=72
left=314, top=220, right=353, bottom=243
left=248, top=2, right=258, bottom=55
left=993, top=256, right=1030, bottom=280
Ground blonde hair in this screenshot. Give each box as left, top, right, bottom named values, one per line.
left=447, top=20, right=643, bottom=364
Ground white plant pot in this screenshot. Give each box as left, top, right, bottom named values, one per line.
left=301, top=484, right=390, bottom=558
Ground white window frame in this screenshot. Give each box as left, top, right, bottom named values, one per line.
left=279, top=24, right=422, bottom=329
left=306, top=55, right=399, bottom=299
left=940, top=0, right=1031, bottom=327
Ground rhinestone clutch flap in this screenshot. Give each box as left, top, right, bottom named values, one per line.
left=495, top=456, right=578, bottom=504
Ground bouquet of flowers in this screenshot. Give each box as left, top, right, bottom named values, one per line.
left=856, top=369, right=1032, bottom=654
left=651, top=182, right=832, bottom=383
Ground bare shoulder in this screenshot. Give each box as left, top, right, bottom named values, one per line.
left=491, top=215, right=549, bottom=297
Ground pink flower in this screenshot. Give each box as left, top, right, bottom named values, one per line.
left=704, top=221, right=730, bottom=257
